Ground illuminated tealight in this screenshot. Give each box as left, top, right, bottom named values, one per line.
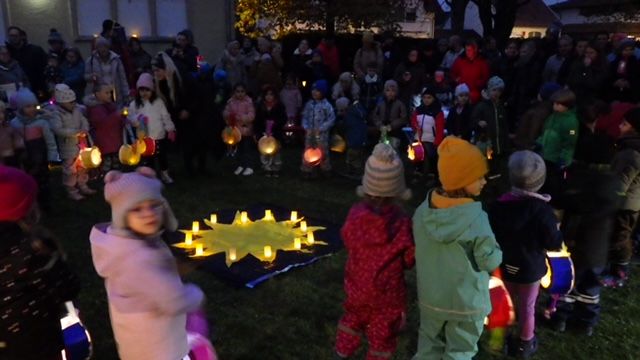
left=300, top=221, right=308, bottom=233
left=265, top=209, right=274, bottom=221
left=229, top=248, right=237, bottom=262
left=210, top=214, right=217, bottom=224
left=264, top=245, right=272, bottom=258
left=307, top=232, right=315, bottom=245
left=184, top=232, right=193, bottom=246
left=195, top=244, right=204, bottom=256
left=294, top=238, right=302, bottom=250
left=192, top=221, right=200, bottom=234
left=290, top=211, right=298, bottom=222
left=241, top=211, right=249, bottom=224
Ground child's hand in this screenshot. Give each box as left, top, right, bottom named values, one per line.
left=167, top=131, right=176, bottom=142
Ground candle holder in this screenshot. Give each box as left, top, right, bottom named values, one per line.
left=294, top=238, right=302, bottom=250
left=307, top=232, right=315, bottom=245
left=210, top=214, right=217, bottom=224
left=192, top=221, right=200, bottom=235
left=264, top=245, right=273, bottom=259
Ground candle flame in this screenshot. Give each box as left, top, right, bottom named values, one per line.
left=307, top=232, right=315, bottom=245
left=229, top=248, right=237, bottom=261
left=300, top=221, right=308, bottom=233
left=290, top=211, right=298, bottom=222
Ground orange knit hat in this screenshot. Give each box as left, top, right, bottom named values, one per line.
left=437, top=136, right=488, bottom=191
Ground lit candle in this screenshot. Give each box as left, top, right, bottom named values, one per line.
left=210, top=214, right=217, bottom=224
left=290, top=211, right=298, bottom=222
left=184, top=232, right=193, bottom=246
left=229, top=248, right=237, bottom=262
left=300, top=221, right=308, bottom=233
left=265, top=209, right=274, bottom=221
left=241, top=211, right=249, bottom=224
left=294, top=237, right=302, bottom=250
left=302, top=80, right=307, bottom=88
left=192, top=221, right=200, bottom=234
left=195, top=244, right=204, bottom=256
left=307, top=232, right=315, bottom=245
left=122, top=107, right=129, bottom=116
left=264, top=245, right=272, bottom=258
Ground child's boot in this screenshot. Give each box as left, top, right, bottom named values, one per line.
left=517, top=336, right=538, bottom=359
left=66, top=187, right=84, bottom=201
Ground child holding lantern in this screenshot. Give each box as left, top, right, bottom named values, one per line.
left=86, top=82, right=125, bottom=172
left=90, top=167, right=211, bottom=360
left=301, top=79, right=335, bottom=176
left=255, top=85, right=286, bottom=177
left=335, top=143, right=415, bottom=360
left=488, top=150, right=563, bottom=357
left=413, top=136, right=502, bottom=360
left=50, top=83, right=96, bottom=200
left=128, top=73, right=176, bottom=184
left=223, top=83, right=256, bottom=176
left=410, top=86, right=445, bottom=179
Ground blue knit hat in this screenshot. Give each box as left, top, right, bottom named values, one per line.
left=312, top=80, right=329, bottom=97
left=14, top=88, right=38, bottom=110
left=539, top=82, right=562, bottom=101
left=214, top=69, right=227, bottom=81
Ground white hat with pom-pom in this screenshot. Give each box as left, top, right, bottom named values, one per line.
left=357, top=143, right=411, bottom=200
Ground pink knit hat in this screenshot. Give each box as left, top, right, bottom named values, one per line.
left=104, top=167, right=177, bottom=231
left=136, top=73, right=154, bottom=90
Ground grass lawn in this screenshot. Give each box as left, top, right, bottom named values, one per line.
left=44, top=148, right=640, bottom=360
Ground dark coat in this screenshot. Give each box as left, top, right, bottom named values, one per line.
left=472, top=98, right=509, bottom=155
left=514, top=100, right=553, bottom=150
left=0, top=222, right=80, bottom=360
left=489, top=196, right=563, bottom=283
left=446, top=104, right=473, bottom=141
left=566, top=59, right=608, bottom=107
left=255, top=100, right=287, bottom=141
left=611, top=135, right=640, bottom=211
left=608, top=55, right=640, bottom=103
left=6, top=42, right=48, bottom=98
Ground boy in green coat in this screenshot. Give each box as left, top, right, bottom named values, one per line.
left=413, top=136, right=502, bottom=360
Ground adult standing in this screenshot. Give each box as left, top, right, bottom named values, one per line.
left=61, top=47, right=86, bottom=102
left=216, top=40, right=247, bottom=87
left=128, top=37, right=152, bottom=86
left=317, top=36, right=340, bottom=82
left=439, top=35, right=463, bottom=71
left=353, top=31, right=384, bottom=80
left=5, top=26, right=47, bottom=100
left=542, top=35, right=574, bottom=84
left=566, top=42, right=609, bottom=108
left=250, top=37, right=283, bottom=93
left=98, top=20, right=133, bottom=86
left=47, top=28, right=65, bottom=59
left=85, top=37, right=130, bottom=106
left=166, top=29, right=199, bottom=74
left=289, top=39, right=313, bottom=88
left=450, top=39, right=490, bottom=105
left=608, top=39, right=640, bottom=103
left=0, top=45, right=29, bottom=100
left=394, top=48, right=426, bottom=111
left=507, top=40, right=543, bottom=131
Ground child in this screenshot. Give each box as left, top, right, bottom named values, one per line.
left=0, top=100, right=23, bottom=166
left=431, top=69, right=454, bottom=108
left=44, top=53, right=63, bottom=97
left=446, top=83, right=473, bottom=141
left=413, top=136, right=502, bottom=359
left=343, top=99, right=368, bottom=176
left=213, top=69, right=232, bottom=108
left=488, top=151, right=562, bottom=357
left=0, top=165, right=80, bottom=360
left=223, top=83, right=256, bottom=176
left=514, top=83, right=562, bottom=151
left=128, top=73, right=176, bottom=184
left=89, top=167, right=206, bottom=360
left=606, top=107, right=640, bottom=287
left=86, top=82, right=124, bottom=172
left=472, top=76, right=509, bottom=175
left=371, top=80, right=407, bottom=149
left=50, top=83, right=96, bottom=200
left=256, top=85, right=286, bottom=177
left=359, top=62, right=383, bottom=113
left=411, top=86, right=445, bottom=178
left=280, top=74, right=303, bottom=124
left=332, top=72, right=360, bottom=102
left=301, top=79, right=335, bottom=176
left=10, top=88, right=59, bottom=211
left=335, top=143, right=414, bottom=360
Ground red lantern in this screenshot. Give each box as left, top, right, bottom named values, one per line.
left=303, top=147, right=323, bottom=167
left=407, top=142, right=425, bottom=163
left=140, top=136, right=156, bottom=156
left=486, top=276, right=515, bottom=329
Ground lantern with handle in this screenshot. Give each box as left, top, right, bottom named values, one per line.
left=60, top=301, right=92, bottom=360
left=221, top=126, right=242, bottom=146
left=119, top=124, right=141, bottom=166
left=485, top=270, right=515, bottom=353
left=135, top=114, right=156, bottom=156
left=258, top=120, right=280, bottom=156
left=77, top=134, right=102, bottom=169
left=403, top=127, right=425, bottom=163
left=330, top=134, right=346, bottom=153
left=540, top=243, right=575, bottom=295
left=303, top=134, right=323, bottom=167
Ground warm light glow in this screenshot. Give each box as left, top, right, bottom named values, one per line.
left=210, top=214, right=217, bottom=224
left=264, top=245, right=272, bottom=258
left=192, top=221, right=200, bottom=234
left=229, top=248, right=237, bottom=261
left=36, top=105, right=41, bottom=110
left=407, top=145, right=415, bottom=161
left=264, top=209, right=274, bottom=221
left=131, top=33, right=139, bottom=38
left=122, top=107, right=129, bottom=116
left=300, top=221, right=307, bottom=233
left=302, top=81, right=307, bottom=87
left=258, top=136, right=279, bottom=155
left=185, top=232, right=193, bottom=246
left=294, top=237, right=302, bottom=250
left=290, top=211, right=298, bottom=222
left=487, top=147, right=494, bottom=160
left=195, top=244, right=204, bottom=256
left=307, top=232, right=315, bottom=245
left=241, top=211, right=249, bottom=224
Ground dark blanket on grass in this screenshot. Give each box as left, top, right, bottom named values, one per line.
left=167, top=204, right=342, bottom=288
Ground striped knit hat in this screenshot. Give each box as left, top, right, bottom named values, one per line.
left=357, top=143, right=411, bottom=200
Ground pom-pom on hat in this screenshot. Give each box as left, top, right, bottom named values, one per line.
left=54, top=83, right=76, bottom=103
left=509, top=150, right=547, bottom=193
left=357, top=143, right=411, bottom=200
left=136, top=73, right=154, bottom=90
left=104, top=167, right=178, bottom=232
left=0, top=165, right=37, bottom=221
left=14, top=88, right=38, bottom=110
left=437, top=136, right=488, bottom=191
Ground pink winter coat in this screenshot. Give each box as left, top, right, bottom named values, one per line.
left=223, top=95, right=255, bottom=136
left=86, top=97, right=124, bottom=154
left=90, top=224, right=204, bottom=360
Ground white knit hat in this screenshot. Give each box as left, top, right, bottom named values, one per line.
left=104, top=167, right=178, bottom=232
left=54, top=83, right=76, bottom=103
left=455, top=83, right=470, bottom=96
left=357, top=143, right=411, bottom=200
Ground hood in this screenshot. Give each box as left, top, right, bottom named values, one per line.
left=415, top=193, right=483, bottom=244
left=89, top=223, right=155, bottom=279
left=617, top=135, right=640, bottom=152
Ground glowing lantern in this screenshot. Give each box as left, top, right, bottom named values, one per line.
left=294, top=238, right=302, bottom=250
left=228, top=248, right=237, bottom=262
left=300, top=221, right=308, bottom=233
left=122, top=107, right=129, bottom=117
left=240, top=211, right=249, bottom=224
left=60, top=301, right=92, bottom=360
left=134, top=138, right=147, bottom=154
left=221, top=126, right=242, bottom=146
left=77, top=135, right=102, bottom=169
left=195, top=244, right=204, bottom=256
left=303, top=147, right=323, bottom=167
left=301, top=80, right=307, bottom=88
left=330, top=134, right=346, bottom=153
left=541, top=245, right=575, bottom=295
left=139, top=137, right=156, bottom=157
left=407, top=142, right=425, bottom=163
left=486, top=276, right=515, bottom=329
left=258, top=135, right=279, bottom=155
left=210, top=214, right=217, bottom=224
left=119, top=144, right=141, bottom=166
left=264, top=209, right=275, bottom=221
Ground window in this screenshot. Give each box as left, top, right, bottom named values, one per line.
left=74, top=0, right=188, bottom=38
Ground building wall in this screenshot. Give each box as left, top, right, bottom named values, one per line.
left=554, top=8, right=586, bottom=24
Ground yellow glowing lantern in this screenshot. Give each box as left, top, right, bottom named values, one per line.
left=307, top=232, right=315, bottom=245
left=240, top=211, right=249, bottom=224
left=210, top=214, right=217, bottom=224
left=77, top=135, right=102, bottom=169
left=264, top=245, right=273, bottom=259
left=192, top=221, right=200, bottom=235
left=294, top=238, right=302, bottom=250
left=221, top=126, right=242, bottom=146
left=228, top=248, right=237, bottom=262
left=122, top=107, right=129, bottom=117
left=300, top=221, right=308, bottom=233
left=118, top=144, right=141, bottom=166
left=195, top=244, right=204, bottom=256
left=258, top=135, right=279, bottom=155
left=330, top=134, right=347, bottom=153
left=290, top=211, right=298, bottom=222
left=303, top=147, right=323, bottom=167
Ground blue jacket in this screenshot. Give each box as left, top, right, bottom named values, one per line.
left=61, top=61, right=86, bottom=101
left=302, top=98, right=335, bottom=133
left=344, top=101, right=367, bottom=148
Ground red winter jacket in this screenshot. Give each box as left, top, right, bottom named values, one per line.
left=341, top=202, right=415, bottom=309
left=411, top=109, right=445, bottom=146
left=450, top=55, right=490, bottom=104
left=317, top=42, right=340, bottom=79
left=87, top=102, right=125, bottom=154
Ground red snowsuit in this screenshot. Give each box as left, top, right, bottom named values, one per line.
left=335, top=202, right=415, bottom=360
left=450, top=55, right=490, bottom=105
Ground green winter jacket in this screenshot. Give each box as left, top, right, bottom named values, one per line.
left=539, top=109, right=579, bottom=167
left=413, top=191, right=502, bottom=322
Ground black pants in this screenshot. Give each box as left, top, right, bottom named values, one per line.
left=142, top=139, right=169, bottom=172
left=24, top=138, right=50, bottom=211
left=554, top=265, right=605, bottom=327
left=610, top=210, right=639, bottom=266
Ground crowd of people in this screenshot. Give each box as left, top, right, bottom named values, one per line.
left=1, top=17, right=640, bottom=360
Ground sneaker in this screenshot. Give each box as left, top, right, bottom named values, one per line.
left=160, top=171, right=174, bottom=184
left=234, top=166, right=244, bottom=175
left=517, top=337, right=538, bottom=359
left=242, top=167, right=254, bottom=176
left=67, top=190, right=84, bottom=201
left=78, top=185, right=97, bottom=195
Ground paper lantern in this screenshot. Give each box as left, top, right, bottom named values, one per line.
left=330, top=134, right=346, bottom=153
left=486, top=276, right=515, bottom=329
left=134, top=138, right=147, bottom=155
left=258, top=135, right=279, bottom=155
left=221, top=126, right=242, bottom=145
left=303, top=147, right=323, bottom=167
left=407, top=142, right=425, bottom=163
left=60, top=301, right=92, bottom=360
left=119, top=144, right=141, bottom=166
left=78, top=146, right=102, bottom=169
left=541, top=246, right=575, bottom=295
left=139, top=137, right=156, bottom=156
